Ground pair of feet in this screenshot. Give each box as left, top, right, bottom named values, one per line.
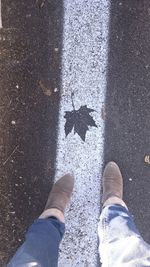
left=40, top=162, right=125, bottom=222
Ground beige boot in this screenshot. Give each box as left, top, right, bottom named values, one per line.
left=102, top=162, right=127, bottom=208
left=39, top=174, right=74, bottom=222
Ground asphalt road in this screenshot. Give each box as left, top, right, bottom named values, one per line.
left=0, top=0, right=150, bottom=266
left=0, top=0, right=63, bottom=265
left=104, top=0, right=150, bottom=243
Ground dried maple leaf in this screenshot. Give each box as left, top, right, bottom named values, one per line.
left=64, top=105, right=97, bottom=141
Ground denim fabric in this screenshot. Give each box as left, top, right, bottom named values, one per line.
left=7, top=205, right=150, bottom=267
left=98, top=204, right=150, bottom=267
left=7, top=217, right=65, bottom=267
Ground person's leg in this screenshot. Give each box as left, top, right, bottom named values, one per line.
left=98, top=162, right=150, bottom=267
left=7, top=217, right=65, bottom=267
left=7, top=174, right=74, bottom=267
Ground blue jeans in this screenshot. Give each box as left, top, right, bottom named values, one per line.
left=7, top=217, right=65, bottom=267
left=98, top=205, right=150, bottom=267
left=8, top=205, right=150, bottom=267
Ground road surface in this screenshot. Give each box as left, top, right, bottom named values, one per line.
left=0, top=0, right=150, bottom=266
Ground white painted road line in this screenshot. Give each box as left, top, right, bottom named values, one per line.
left=55, top=1, right=110, bottom=266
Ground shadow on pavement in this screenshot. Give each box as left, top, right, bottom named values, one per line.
left=0, top=0, right=63, bottom=264
left=104, top=0, right=150, bottom=243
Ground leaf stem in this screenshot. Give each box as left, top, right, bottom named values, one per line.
left=71, top=92, right=75, bottom=110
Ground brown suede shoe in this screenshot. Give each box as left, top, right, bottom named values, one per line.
left=44, top=174, right=74, bottom=213
left=102, top=161, right=123, bottom=204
